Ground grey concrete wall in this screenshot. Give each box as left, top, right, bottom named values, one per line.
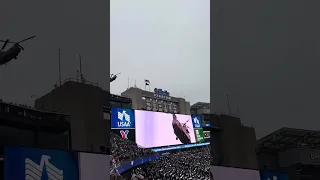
left=217, top=115, right=258, bottom=169
left=35, top=81, right=109, bottom=153
left=121, top=87, right=191, bottom=114
left=211, top=129, right=223, bottom=165
left=121, top=87, right=143, bottom=110
left=0, top=126, right=35, bottom=147
left=257, top=152, right=279, bottom=171
left=279, top=148, right=320, bottom=167
left=241, top=126, right=259, bottom=169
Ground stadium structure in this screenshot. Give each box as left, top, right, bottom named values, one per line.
left=257, top=127, right=320, bottom=180
left=0, top=99, right=71, bottom=179
left=5, top=78, right=260, bottom=178
left=121, top=87, right=191, bottom=114
left=191, top=102, right=259, bottom=169
left=35, top=78, right=112, bottom=153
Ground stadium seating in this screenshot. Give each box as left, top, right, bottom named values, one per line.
left=110, top=132, right=155, bottom=169
left=126, top=146, right=211, bottom=179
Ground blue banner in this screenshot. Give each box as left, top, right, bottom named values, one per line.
left=260, top=171, right=289, bottom=180
left=112, top=155, right=160, bottom=174
left=191, top=115, right=202, bottom=128
left=111, top=108, right=135, bottom=129
left=152, top=142, right=210, bottom=152
left=4, top=146, right=79, bottom=180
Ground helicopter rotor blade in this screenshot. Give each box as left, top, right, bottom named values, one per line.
left=0, top=40, right=16, bottom=44
left=17, top=44, right=25, bottom=50
left=17, top=36, right=36, bottom=44
left=1, top=40, right=9, bottom=51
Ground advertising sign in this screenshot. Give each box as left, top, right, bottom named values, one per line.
left=111, top=129, right=136, bottom=142
left=191, top=115, right=202, bottom=129
left=260, top=171, right=289, bottom=180
left=111, top=108, right=135, bottom=129
left=204, top=131, right=210, bottom=139
left=4, top=146, right=79, bottom=180
left=135, top=110, right=196, bottom=148
left=194, top=128, right=205, bottom=143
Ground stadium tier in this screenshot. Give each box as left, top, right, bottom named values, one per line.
left=0, top=100, right=70, bottom=150
left=257, top=127, right=320, bottom=180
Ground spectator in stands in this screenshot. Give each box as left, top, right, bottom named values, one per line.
left=110, top=174, right=117, bottom=180
left=116, top=175, right=124, bottom=180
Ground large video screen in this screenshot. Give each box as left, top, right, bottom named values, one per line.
left=210, top=166, right=260, bottom=180
left=135, top=110, right=196, bottom=148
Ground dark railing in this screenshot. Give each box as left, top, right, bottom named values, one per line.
left=61, top=78, right=99, bottom=87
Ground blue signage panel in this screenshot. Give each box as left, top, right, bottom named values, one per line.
left=191, top=115, right=202, bottom=129
left=111, top=155, right=160, bottom=174
left=260, top=171, right=289, bottom=180
left=4, top=146, right=79, bottom=180
left=152, top=142, right=210, bottom=152
left=111, top=108, right=135, bottom=129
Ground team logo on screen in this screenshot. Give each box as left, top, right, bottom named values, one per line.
left=120, top=130, right=129, bottom=139
left=117, top=110, right=131, bottom=128
left=26, top=155, right=63, bottom=180
left=192, top=115, right=202, bottom=128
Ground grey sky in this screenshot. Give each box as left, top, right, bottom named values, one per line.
left=110, top=0, right=210, bottom=105
left=1, top=0, right=109, bottom=105
left=211, top=0, right=320, bottom=138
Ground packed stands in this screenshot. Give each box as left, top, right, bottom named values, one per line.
left=110, top=132, right=155, bottom=169
left=124, top=146, right=211, bottom=180
left=110, top=127, right=211, bottom=179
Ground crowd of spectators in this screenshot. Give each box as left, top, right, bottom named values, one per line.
left=126, top=146, right=211, bottom=180
left=109, top=130, right=211, bottom=179
left=110, top=132, right=155, bottom=169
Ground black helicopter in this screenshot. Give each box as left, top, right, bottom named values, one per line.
left=172, top=114, right=192, bottom=144
left=0, top=36, right=36, bottom=66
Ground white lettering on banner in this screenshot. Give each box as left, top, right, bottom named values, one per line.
left=118, top=121, right=130, bottom=127
left=25, top=155, right=63, bottom=180
left=310, top=152, right=320, bottom=160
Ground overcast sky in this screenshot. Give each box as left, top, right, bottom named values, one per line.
left=211, top=0, right=320, bottom=138
left=110, top=0, right=210, bottom=105
left=1, top=0, right=109, bottom=105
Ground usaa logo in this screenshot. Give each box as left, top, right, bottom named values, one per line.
left=192, top=116, right=201, bottom=128
left=117, top=110, right=131, bottom=128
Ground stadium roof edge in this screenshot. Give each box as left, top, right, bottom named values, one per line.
left=0, top=101, right=69, bottom=116
left=257, top=127, right=320, bottom=144
left=256, top=127, right=320, bottom=151
left=190, top=102, right=210, bottom=110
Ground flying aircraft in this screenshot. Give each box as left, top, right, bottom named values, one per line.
left=110, top=73, right=121, bottom=82
left=172, top=114, right=192, bottom=144
left=0, top=36, right=36, bottom=66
